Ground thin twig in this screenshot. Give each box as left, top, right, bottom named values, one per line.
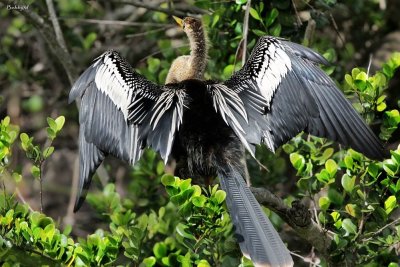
left=290, top=250, right=321, bottom=267
left=126, top=26, right=171, bottom=38
left=46, top=0, right=68, bottom=52
left=366, top=54, right=373, bottom=77
left=362, top=217, right=400, bottom=242
left=112, top=0, right=187, bottom=17
left=253, top=157, right=270, bottom=172
left=60, top=17, right=166, bottom=27
left=329, top=13, right=346, bottom=49
left=16, top=188, right=34, bottom=212
left=241, top=0, right=251, bottom=66
left=64, top=157, right=79, bottom=227
left=39, top=161, right=44, bottom=213
left=291, top=0, right=303, bottom=28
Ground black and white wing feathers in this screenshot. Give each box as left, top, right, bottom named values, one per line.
left=136, top=86, right=187, bottom=161
left=222, top=36, right=383, bottom=159
left=69, top=51, right=186, bottom=211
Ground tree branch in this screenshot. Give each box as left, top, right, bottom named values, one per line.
left=1, top=3, right=78, bottom=84
left=250, top=186, right=333, bottom=255
left=46, top=0, right=68, bottom=52
left=112, top=0, right=188, bottom=17
left=242, top=0, right=251, bottom=65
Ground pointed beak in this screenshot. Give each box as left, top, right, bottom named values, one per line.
left=173, top=16, right=184, bottom=28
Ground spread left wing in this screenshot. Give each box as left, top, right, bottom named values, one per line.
left=218, top=36, right=384, bottom=160
left=69, top=50, right=187, bottom=211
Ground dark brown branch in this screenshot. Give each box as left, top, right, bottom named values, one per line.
left=242, top=0, right=251, bottom=65
left=46, top=0, right=68, bottom=52
left=112, top=0, right=208, bottom=17
left=112, top=0, right=188, bottom=17
left=250, top=186, right=333, bottom=256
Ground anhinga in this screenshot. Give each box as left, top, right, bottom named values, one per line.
left=69, top=16, right=383, bottom=267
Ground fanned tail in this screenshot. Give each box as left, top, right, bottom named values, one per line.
left=218, top=166, right=293, bottom=267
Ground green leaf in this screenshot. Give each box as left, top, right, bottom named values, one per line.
left=176, top=223, right=195, bottom=240
left=214, top=190, right=226, bottom=204
left=342, top=218, right=357, bottom=235
left=266, top=8, right=279, bottom=26
left=83, top=32, right=97, bottom=50
left=47, top=117, right=57, bottom=132
left=377, top=102, right=387, bottom=112
left=355, top=71, right=368, bottom=81
left=47, top=127, right=56, bottom=140
left=331, top=211, right=340, bottom=222
left=351, top=68, right=361, bottom=79
left=24, top=95, right=43, bottom=112
left=2, top=116, right=10, bottom=127
left=153, top=242, right=167, bottom=259
left=235, top=0, right=247, bottom=4
left=269, top=24, right=281, bottom=37
left=289, top=153, right=305, bottom=170
left=328, top=188, right=343, bottom=205
left=344, top=155, right=353, bottom=169
left=321, top=148, right=334, bottom=161
left=354, top=71, right=370, bottom=91
left=223, top=64, right=235, bottom=77
left=377, top=95, right=387, bottom=104
left=344, top=74, right=353, bottom=86
left=192, top=185, right=201, bottom=196
left=31, top=165, right=41, bottom=179
left=43, top=146, right=54, bottom=159
left=142, top=256, right=156, bottom=267
left=384, top=195, right=397, bottom=214
left=147, top=57, right=161, bottom=73
left=367, top=163, right=379, bottom=179
left=252, top=29, right=267, bottom=37
left=319, top=196, right=330, bottom=211
left=212, top=14, right=220, bottom=28
left=249, top=8, right=261, bottom=21
left=192, top=195, right=206, bottom=207
left=345, top=204, right=357, bottom=217
left=161, top=174, right=175, bottom=186
left=12, top=172, right=22, bottom=183
left=316, top=169, right=332, bottom=184
left=63, top=225, right=72, bottom=236
left=197, top=259, right=211, bottom=267
left=325, top=159, right=337, bottom=176
left=383, top=159, right=398, bottom=177
left=179, top=179, right=192, bottom=191
left=20, top=133, right=29, bottom=145
left=55, top=116, right=65, bottom=131
left=341, top=174, right=355, bottom=193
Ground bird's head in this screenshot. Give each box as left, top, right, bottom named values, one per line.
left=173, top=16, right=203, bottom=35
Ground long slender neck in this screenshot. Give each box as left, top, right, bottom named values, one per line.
left=187, top=27, right=208, bottom=77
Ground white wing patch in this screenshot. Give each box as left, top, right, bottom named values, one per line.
left=208, top=84, right=256, bottom=156
left=249, top=38, right=292, bottom=108
left=94, top=51, right=134, bottom=120
left=150, top=89, right=186, bottom=162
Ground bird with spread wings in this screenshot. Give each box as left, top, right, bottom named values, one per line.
left=69, top=16, right=383, bottom=267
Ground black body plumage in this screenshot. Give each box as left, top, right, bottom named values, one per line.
left=69, top=35, right=384, bottom=267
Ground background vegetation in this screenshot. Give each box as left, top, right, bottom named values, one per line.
left=0, top=0, right=400, bottom=266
